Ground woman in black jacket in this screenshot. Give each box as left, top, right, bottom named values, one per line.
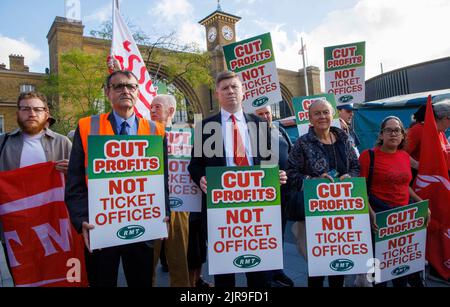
left=287, top=99, right=360, bottom=288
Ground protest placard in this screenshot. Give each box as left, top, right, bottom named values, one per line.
left=206, top=166, right=283, bottom=275
left=292, top=93, right=341, bottom=137
left=167, top=128, right=201, bottom=212
left=223, top=33, right=282, bottom=113
left=374, top=201, right=428, bottom=283
left=325, top=42, right=366, bottom=107
left=87, top=136, right=168, bottom=250
left=304, top=178, right=373, bottom=276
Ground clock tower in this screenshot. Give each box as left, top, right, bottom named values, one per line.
left=199, top=1, right=241, bottom=51
left=199, top=2, right=241, bottom=75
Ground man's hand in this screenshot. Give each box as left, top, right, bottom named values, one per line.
left=410, top=157, right=419, bottom=170
left=162, top=216, right=170, bottom=241
left=339, top=174, right=351, bottom=180
left=55, top=160, right=69, bottom=175
left=200, top=176, right=207, bottom=194
left=107, top=57, right=121, bottom=72
left=279, top=170, right=288, bottom=185
left=82, top=222, right=95, bottom=253
left=319, top=173, right=335, bottom=183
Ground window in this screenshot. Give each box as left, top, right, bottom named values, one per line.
left=0, top=115, right=4, bottom=135
left=155, top=80, right=194, bottom=124
left=20, top=84, right=36, bottom=93
left=271, top=102, right=281, bottom=120
left=94, top=98, right=107, bottom=114
left=174, top=97, right=193, bottom=124
left=271, top=100, right=293, bottom=121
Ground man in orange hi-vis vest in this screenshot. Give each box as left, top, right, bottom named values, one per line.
left=65, top=70, right=169, bottom=287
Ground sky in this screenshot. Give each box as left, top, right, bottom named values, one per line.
left=1, top=0, right=450, bottom=90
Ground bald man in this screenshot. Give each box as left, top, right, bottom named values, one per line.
left=151, top=94, right=191, bottom=287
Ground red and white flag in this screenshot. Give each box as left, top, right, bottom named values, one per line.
left=108, top=0, right=157, bottom=119
left=0, top=162, right=88, bottom=287
left=414, top=96, right=450, bottom=280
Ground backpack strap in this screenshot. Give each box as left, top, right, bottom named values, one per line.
left=367, top=149, right=375, bottom=193
left=90, top=115, right=100, bottom=136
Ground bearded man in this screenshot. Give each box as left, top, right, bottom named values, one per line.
left=0, top=91, right=72, bottom=276
left=0, top=91, right=71, bottom=173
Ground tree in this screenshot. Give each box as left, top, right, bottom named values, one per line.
left=41, top=49, right=109, bottom=135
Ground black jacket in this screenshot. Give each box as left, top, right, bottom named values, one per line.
left=188, top=112, right=272, bottom=216
left=287, top=126, right=360, bottom=192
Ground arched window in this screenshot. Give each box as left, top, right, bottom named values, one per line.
left=271, top=100, right=293, bottom=120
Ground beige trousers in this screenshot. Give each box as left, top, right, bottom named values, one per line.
left=153, top=211, right=190, bottom=287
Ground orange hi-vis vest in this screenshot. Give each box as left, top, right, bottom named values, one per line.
left=78, top=113, right=165, bottom=170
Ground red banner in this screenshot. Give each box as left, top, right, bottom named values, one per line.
left=414, top=96, right=450, bottom=280
left=0, top=162, right=88, bottom=287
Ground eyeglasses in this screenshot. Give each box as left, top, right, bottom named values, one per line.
left=18, top=106, right=48, bottom=113
left=109, top=83, right=139, bottom=92
left=383, top=128, right=403, bottom=135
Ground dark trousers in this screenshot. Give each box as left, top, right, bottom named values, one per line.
left=1, top=242, right=12, bottom=277
left=308, top=275, right=345, bottom=288
left=85, top=242, right=154, bottom=287
left=375, top=275, right=408, bottom=288
left=214, top=271, right=271, bottom=288
left=374, top=272, right=424, bottom=288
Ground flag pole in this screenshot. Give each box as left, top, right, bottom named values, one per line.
left=301, top=37, right=309, bottom=96
left=111, top=0, right=116, bottom=57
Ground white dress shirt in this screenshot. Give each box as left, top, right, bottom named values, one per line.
left=221, top=109, right=254, bottom=167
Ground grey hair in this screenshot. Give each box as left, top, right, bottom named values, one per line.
left=308, top=99, right=336, bottom=117
left=153, top=94, right=177, bottom=113
left=433, top=99, right=450, bottom=120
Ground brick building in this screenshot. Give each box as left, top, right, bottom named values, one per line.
left=0, top=7, right=322, bottom=134
left=0, top=55, right=46, bottom=133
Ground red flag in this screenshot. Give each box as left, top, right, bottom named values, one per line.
left=414, top=95, right=450, bottom=280
left=0, top=162, right=88, bottom=287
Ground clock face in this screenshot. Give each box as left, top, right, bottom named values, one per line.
left=208, top=27, right=217, bottom=43
left=222, top=25, right=234, bottom=41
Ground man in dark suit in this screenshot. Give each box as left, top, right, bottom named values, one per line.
left=65, top=70, right=169, bottom=287
left=188, top=71, right=287, bottom=288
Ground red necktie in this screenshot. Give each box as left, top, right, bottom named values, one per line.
left=230, top=114, right=249, bottom=166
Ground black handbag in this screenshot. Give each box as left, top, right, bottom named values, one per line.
left=285, top=188, right=305, bottom=222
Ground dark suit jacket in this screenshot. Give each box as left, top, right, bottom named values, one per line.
left=188, top=112, right=272, bottom=216
left=65, top=113, right=170, bottom=234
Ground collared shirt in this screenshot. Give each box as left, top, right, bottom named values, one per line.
left=113, top=111, right=138, bottom=136
left=221, top=109, right=254, bottom=167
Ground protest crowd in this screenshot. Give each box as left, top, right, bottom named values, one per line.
left=0, top=68, right=449, bottom=288
left=0, top=4, right=449, bottom=290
